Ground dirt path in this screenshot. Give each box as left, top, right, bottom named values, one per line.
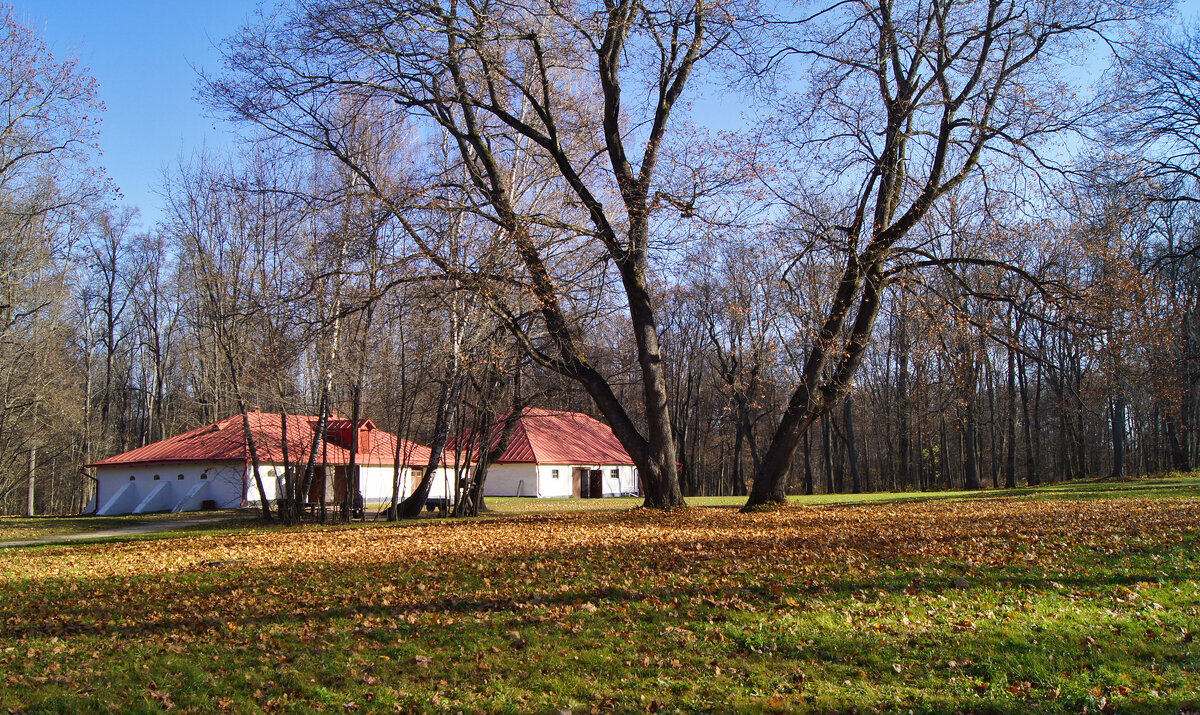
left=0, top=516, right=237, bottom=548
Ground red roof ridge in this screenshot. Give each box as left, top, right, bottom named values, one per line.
left=451, top=407, right=634, bottom=466
left=87, top=411, right=433, bottom=469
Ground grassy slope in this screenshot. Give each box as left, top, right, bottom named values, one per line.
left=0, top=476, right=1197, bottom=713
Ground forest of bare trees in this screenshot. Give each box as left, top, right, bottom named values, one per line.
left=7, top=0, right=1200, bottom=516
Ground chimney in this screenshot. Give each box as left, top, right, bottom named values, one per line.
left=358, top=423, right=372, bottom=453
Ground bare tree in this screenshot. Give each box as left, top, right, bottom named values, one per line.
left=744, top=0, right=1161, bottom=507
left=199, top=0, right=763, bottom=508
left=0, top=6, right=101, bottom=513
left=165, top=153, right=277, bottom=519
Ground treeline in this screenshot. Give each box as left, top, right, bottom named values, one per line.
left=5, top=0, right=1200, bottom=515
left=658, top=187, right=1200, bottom=496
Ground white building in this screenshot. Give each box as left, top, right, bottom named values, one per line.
left=85, top=411, right=436, bottom=515
left=444, top=408, right=639, bottom=498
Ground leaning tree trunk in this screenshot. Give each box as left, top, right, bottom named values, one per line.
left=399, top=371, right=459, bottom=518
left=300, top=393, right=331, bottom=517
left=223, top=349, right=271, bottom=521
left=278, top=407, right=298, bottom=525
left=460, top=405, right=522, bottom=517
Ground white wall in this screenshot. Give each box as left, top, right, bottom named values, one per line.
left=90, top=461, right=454, bottom=515
left=360, top=465, right=408, bottom=502
left=602, top=464, right=638, bottom=496
left=535, top=464, right=575, bottom=497
left=420, top=465, right=457, bottom=503
left=90, top=459, right=639, bottom=514
left=526, top=463, right=638, bottom=498
left=246, top=463, right=431, bottom=504
left=91, top=462, right=244, bottom=515
left=481, top=463, right=539, bottom=497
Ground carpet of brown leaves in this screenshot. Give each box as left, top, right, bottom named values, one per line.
left=1, top=496, right=1198, bottom=713
left=4, top=497, right=1196, bottom=585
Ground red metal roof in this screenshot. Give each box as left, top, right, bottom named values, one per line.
left=87, top=411, right=431, bottom=468
left=450, top=408, right=634, bottom=465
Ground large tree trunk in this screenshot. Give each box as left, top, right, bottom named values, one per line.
left=1111, top=395, right=1127, bottom=479
left=803, top=429, right=814, bottom=496
left=623, top=273, right=683, bottom=508
left=745, top=264, right=887, bottom=509
left=822, top=413, right=834, bottom=495
left=844, top=396, right=862, bottom=494
left=964, top=403, right=981, bottom=490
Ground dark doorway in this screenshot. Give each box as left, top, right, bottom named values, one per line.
left=575, top=468, right=603, bottom=498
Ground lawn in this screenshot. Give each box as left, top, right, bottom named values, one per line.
left=6, top=474, right=1196, bottom=544
left=0, top=512, right=249, bottom=544
left=0, top=477, right=1198, bottom=713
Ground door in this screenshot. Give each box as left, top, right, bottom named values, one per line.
left=333, top=466, right=347, bottom=502
left=589, top=469, right=603, bottom=498
left=307, top=468, right=326, bottom=504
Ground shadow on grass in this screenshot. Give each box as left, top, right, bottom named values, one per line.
left=3, top=530, right=1196, bottom=642
left=3, top=506, right=1198, bottom=713
left=797, top=476, right=1200, bottom=512
left=4, top=552, right=1198, bottom=713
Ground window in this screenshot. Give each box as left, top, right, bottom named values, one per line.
left=177, top=474, right=185, bottom=480
left=153, top=474, right=161, bottom=480
left=611, top=469, right=619, bottom=480
left=551, top=469, right=559, bottom=479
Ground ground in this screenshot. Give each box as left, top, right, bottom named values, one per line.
left=1, top=476, right=1198, bottom=713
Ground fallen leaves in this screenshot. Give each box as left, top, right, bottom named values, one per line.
left=0, top=495, right=1197, bottom=712
left=4, top=497, right=1197, bottom=588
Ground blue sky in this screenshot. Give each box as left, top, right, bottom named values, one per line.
left=14, top=1, right=1200, bottom=230
left=16, top=1, right=257, bottom=228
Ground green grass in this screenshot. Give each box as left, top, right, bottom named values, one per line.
left=482, top=472, right=1200, bottom=514
left=0, top=511, right=248, bottom=543
left=1, top=476, right=1198, bottom=713
left=0, top=472, right=1195, bottom=710
left=8, top=474, right=1198, bottom=544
